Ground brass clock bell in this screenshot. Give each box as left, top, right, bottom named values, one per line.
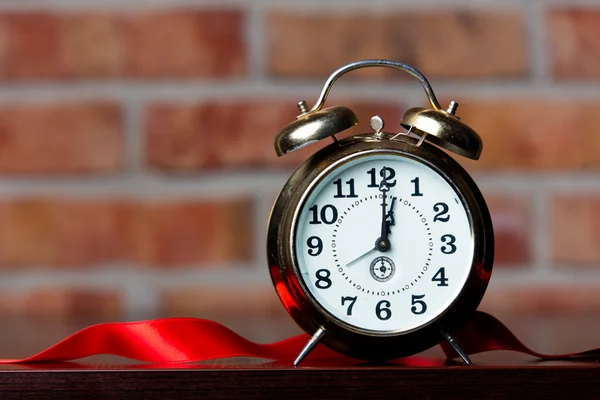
left=274, top=59, right=482, bottom=160
left=268, top=59, right=493, bottom=366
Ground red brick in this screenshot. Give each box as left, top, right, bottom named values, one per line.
left=551, top=196, right=600, bottom=264
left=0, top=102, right=122, bottom=173
left=61, top=13, right=126, bottom=77
left=486, top=195, right=532, bottom=265
left=125, top=11, right=245, bottom=78
left=144, top=100, right=403, bottom=171
left=0, top=11, right=245, bottom=80
left=132, top=199, right=254, bottom=266
left=481, top=285, right=600, bottom=315
left=456, top=100, right=600, bottom=170
left=549, top=9, right=600, bottom=80
left=0, top=198, right=253, bottom=266
left=268, top=11, right=527, bottom=79
left=0, top=288, right=122, bottom=318
left=2, top=13, right=63, bottom=79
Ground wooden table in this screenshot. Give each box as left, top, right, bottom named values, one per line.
left=0, top=313, right=598, bottom=399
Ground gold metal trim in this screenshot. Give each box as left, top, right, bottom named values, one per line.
left=401, top=107, right=483, bottom=160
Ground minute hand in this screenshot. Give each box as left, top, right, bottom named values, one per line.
left=376, top=178, right=391, bottom=252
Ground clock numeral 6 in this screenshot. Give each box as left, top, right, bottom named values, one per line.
left=306, top=236, right=323, bottom=256
left=440, top=234, right=457, bottom=254
left=375, top=300, right=392, bottom=320
left=411, top=294, right=427, bottom=315
left=341, top=296, right=357, bottom=316
left=309, top=204, right=338, bottom=225
left=315, top=269, right=332, bottom=289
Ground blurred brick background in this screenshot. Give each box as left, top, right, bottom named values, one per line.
left=0, top=0, right=597, bottom=323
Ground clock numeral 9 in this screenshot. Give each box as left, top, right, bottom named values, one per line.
left=411, top=294, right=427, bottom=315
left=433, top=202, right=450, bottom=222
left=306, top=236, right=323, bottom=256
left=341, top=296, right=357, bottom=316
left=315, top=269, right=332, bottom=289
left=375, top=300, right=392, bottom=320
left=440, top=234, right=457, bottom=254
left=367, top=167, right=396, bottom=188
left=333, top=178, right=358, bottom=198
left=309, top=204, right=338, bottom=225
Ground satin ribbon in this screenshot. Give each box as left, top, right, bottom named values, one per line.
left=0, top=311, right=597, bottom=366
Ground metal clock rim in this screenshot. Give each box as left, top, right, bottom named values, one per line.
left=267, top=134, right=494, bottom=360
left=289, top=146, right=476, bottom=337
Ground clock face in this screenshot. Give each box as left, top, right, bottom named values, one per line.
left=294, top=152, right=474, bottom=333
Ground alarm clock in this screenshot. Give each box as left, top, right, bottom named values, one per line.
left=267, top=60, right=494, bottom=366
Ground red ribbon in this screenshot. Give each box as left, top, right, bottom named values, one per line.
left=0, top=311, right=597, bottom=366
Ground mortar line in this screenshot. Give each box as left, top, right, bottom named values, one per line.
left=122, top=99, right=144, bottom=174
left=246, top=2, right=267, bottom=80
left=0, top=0, right=551, bottom=12
left=527, top=0, right=550, bottom=83
left=2, top=81, right=600, bottom=101
left=531, top=187, right=550, bottom=273
left=0, top=172, right=599, bottom=196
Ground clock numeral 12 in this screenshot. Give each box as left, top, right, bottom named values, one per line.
left=333, top=178, right=358, bottom=198
left=341, top=296, right=357, bottom=316
left=367, top=167, right=397, bottom=188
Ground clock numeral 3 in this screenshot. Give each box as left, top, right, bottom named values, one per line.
left=367, top=167, right=397, bottom=188
left=333, top=178, right=358, bottom=198
left=309, top=204, right=338, bottom=225
left=433, top=202, right=450, bottom=222
left=315, top=269, right=332, bottom=289
left=341, top=296, right=357, bottom=316
left=440, top=234, right=457, bottom=254
left=432, top=267, right=449, bottom=286
left=306, top=236, right=323, bottom=256
left=375, top=300, right=392, bottom=320
left=411, top=294, right=427, bottom=315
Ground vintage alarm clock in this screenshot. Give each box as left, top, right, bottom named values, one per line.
left=267, top=60, right=494, bottom=366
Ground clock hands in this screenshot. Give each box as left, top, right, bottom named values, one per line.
left=346, top=247, right=377, bottom=267
left=376, top=172, right=396, bottom=252
left=346, top=171, right=397, bottom=267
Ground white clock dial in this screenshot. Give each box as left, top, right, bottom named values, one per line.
left=294, top=153, right=474, bottom=333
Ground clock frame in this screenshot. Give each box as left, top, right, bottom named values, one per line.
left=267, top=134, right=494, bottom=363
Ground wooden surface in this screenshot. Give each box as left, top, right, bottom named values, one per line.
left=0, top=313, right=598, bottom=399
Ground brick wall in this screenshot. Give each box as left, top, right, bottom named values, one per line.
left=0, top=0, right=598, bottom=321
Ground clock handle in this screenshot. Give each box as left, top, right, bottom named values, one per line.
left=294, top=326, right=327, bottom=367
left=440, top=327, right=472, bottom=365
left=306, top=59, right=443, bottom=114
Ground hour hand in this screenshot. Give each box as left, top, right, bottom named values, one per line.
left=385, top=197, right=397, bottom=234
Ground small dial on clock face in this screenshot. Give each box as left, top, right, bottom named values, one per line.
left=295, top=153, right=474, bottom=333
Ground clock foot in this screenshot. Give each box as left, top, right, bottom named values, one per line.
left=293, top=327, right=326, bottom=367
left=441, top=329, right=472, bottom=365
